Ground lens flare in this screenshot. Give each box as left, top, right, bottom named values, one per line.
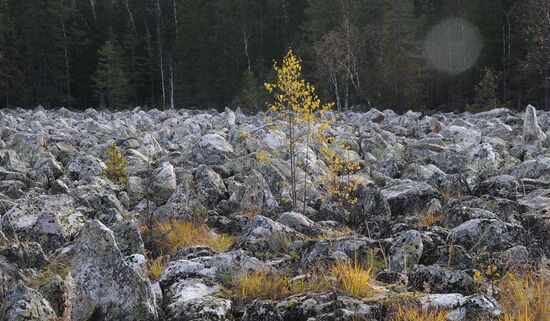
left=424, top=17, right=482, bottom=75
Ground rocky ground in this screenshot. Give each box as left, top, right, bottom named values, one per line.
left=0, top=105, right=549, bottom=320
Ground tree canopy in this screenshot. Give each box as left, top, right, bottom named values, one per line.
left=0, top=0, right=547, bottom=112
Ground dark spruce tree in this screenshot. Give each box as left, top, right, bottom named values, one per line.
left=94, top=33, right=130, bottom=109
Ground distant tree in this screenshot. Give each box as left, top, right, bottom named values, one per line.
left=522, top=0, right=550, bottom=109
left=468, top=68, right=499, bottom=112
left=314, top=18, right=364, bottom=111
left=94, top=34, right=130, bottom=109
left=240, top=69, right=268, bottom=112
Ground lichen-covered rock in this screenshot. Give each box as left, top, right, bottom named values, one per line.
left=389, top=230, right=423, bottom=272
left=70, top=220, right=158, bottom=321
left=447, top=218, right=524, bottom=252
left=276, top=292, right=381, bottom=321
left=241, top=299, right=282, bottom=321
left=150, top=162, right=177, bottom=205
left=0, top=242, right=48, bottom=269
left=234, top=215, right=307, bottom=253
left=408, top=264, right=476, bottom=295
left=0, top=256, right=26, bottom=302
left=381, top=181, right=440, bottom=217
left=160, top=250, right=268, bottom=288
left=421, top=293, right=502, bottom=321
left=194, top=164, right=228, bottom=206
left=0, top=282, right=57, bottom=321
left=523, top=104, right=547, bottom=149
left=66, top=153, right=106, bottom=181
left=195, top=134, right=235, bottom=165
left=1, top=194, right=86, bottom=251
left=163, top=278, right=231, bottom=321
left=276, top=212, right=322, bottom=236
left=109, top=220, right=144, bottom=256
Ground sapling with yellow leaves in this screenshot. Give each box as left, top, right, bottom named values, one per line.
left=265, top=49, right=334, bottom=211
left=320, top=142, right=362, bottom=208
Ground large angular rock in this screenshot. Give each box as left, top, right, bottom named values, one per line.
left=234, top=215, right=306, bottom=253
left=447, top=218, right=524, bottom=252
left=421, top=293, right=502, bottom=321
left=66, top=153, right=107, bottom=181
left=70, top=220, right=158, bottom=321
left=0, top=282, right=57, bottom=321
left=150, top=162, right=177, bottom=205
left=276, top=292, right=380, bottom=321
left=195, top=134, right=235, bottom=165
left=162, top=278, right=231, bottom=321
left=389, top=230, right=423, bottom=272
left=523, top=104, right=546, bottom=149
left=381, top=181, right=440, bottom=217
left=1, top=194, right=86, bottom=251
left=194, top=164, right=228, bottom=206
left=0, top=242, right=48, bottom=269
left=242, top=300, right=282, bottom=321
left=408, top=264, right=476, bottom=295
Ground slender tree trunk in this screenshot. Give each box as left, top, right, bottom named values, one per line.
left=144, top=22, right=156, bottom=107
left=169, top=58, right=174, bottom=109
left=61, top=5, right=71, bottom=106
left=302, top=121, right=311, bottom=214
left=289, top=111, right=296, bottom=210
left=173, top=0, right=178, bottom=30
left=89, top=0, right=96, bottom=20
left=545, top=68, right=549, bottom=110
left=121, top=0, right=136, bottom=34
left=156, top=0, right=166, bottom=109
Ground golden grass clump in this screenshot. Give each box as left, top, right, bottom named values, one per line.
left=313, top=226, right=353, bottom=240
left=498, top=273, right=550, bottom=321
left=148, top=256, right=166, bottom=280
left=418, top=213, right=444, bottom=227
left=233, top=260, right=379, bottom=302
left=235, top=270, right=292, bottom=301
left=156, top=220, right=234, bottom=254
left=391, top=305, right=448, bottom=321
left=235, top=270, right=327, bottom=302
left=330, top=260, right=375, bottom=298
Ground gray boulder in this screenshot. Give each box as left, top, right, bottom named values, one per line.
left=389, top=230, right=423, bottom=272
left=0, top=282, right=57, bottom=321
left=234, top=215, right=306, bottom=254
left=70, top=220, right=158, bottom=321
left=408, top=264, right=476, bottom=295
left=381, top=181, right=440, bottom=217
left=421, top=293, right=502, bottom=321
left=195, top=134, right=235, bottom=165
left=150, top=162, right=177, bottom=205
left=523, top=104, right=546, bottom=149
left=194, top=164, right=228, bottom=206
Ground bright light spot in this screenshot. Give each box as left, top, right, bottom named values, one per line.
left=424, top=18, right=482, bottom=75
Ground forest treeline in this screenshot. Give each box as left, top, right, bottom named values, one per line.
left=0, top=0, right=549, bottom=112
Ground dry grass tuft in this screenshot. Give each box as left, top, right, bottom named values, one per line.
left=329, top=260, right=375, bottom=298
left=234, top=260, right=379, bottom=302
left=390, top=305, right=448, bottom=321
left=313, top=226, right=353, bottom=240
left=234, top=270, right=325, bottom=301
left=498, top=273, right=550, bottom=321
left=418, top=213, right=444, bottom=227
left=156, top=219, right=234, bottom=254
left=235, top=270, right=292, bottom=301
left=148, top=256, right=167, bottom=280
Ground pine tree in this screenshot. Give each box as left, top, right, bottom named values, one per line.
left=94, top=33, right=130, bottom=109
left=104, top=142, right=128, bottom=185
left=468, top=67, right=499, bottom=112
